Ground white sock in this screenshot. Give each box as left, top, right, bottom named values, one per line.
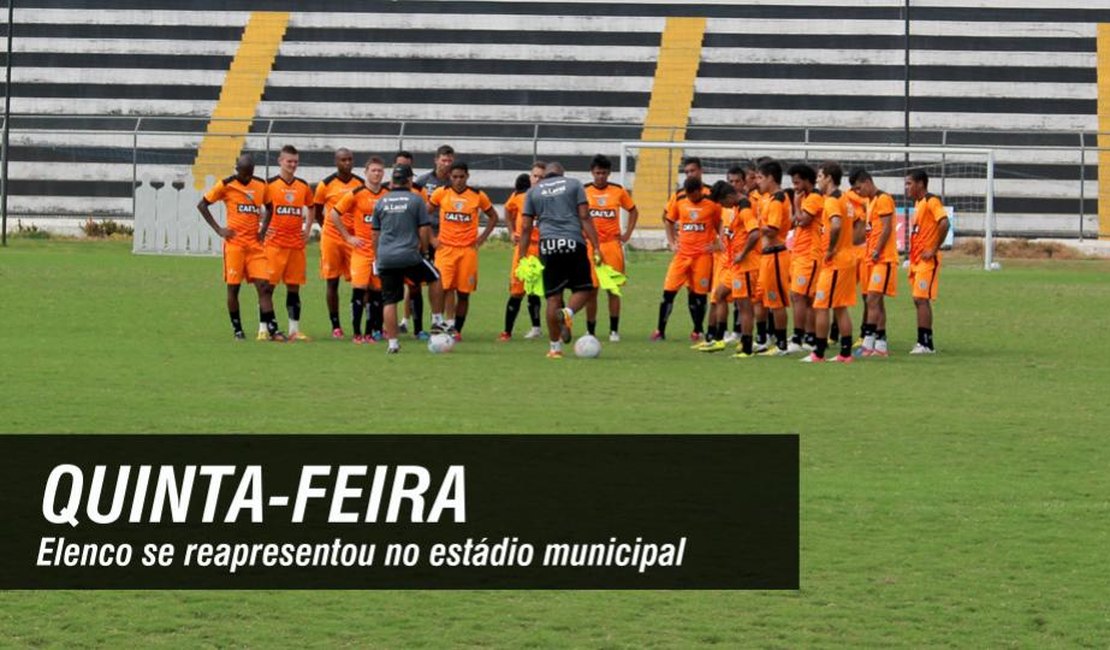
left=550, top=341, right=562, bottom=352
left=564, top=307, right=575, bottom=319
left=289, top=319, right=299, bottom=334
left=258, top=322, right=267, bottom=333
left=863, top=334, right=875, bottom=350
left=400, top=317, right=409, bottom=328
left=388, top=338, right=399, bottom=350
left=876, top=339, right=888, bottom=352
left=432, top=313, right=445, bottom=326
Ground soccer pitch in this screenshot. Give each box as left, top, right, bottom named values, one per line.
left=1, top=239, right=1108, bottom=646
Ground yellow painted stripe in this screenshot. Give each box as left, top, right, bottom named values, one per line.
left=192, top=12, right=290, bottom=189
left=634, top=17, right=707, bottom=226
left=1098, top=24, right=1110, bottom=239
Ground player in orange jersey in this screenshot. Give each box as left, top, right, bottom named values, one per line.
left=314, top=148, right=364, bottom=339
left=428, top=161, right=499, bottom=341
left=197, top=154, right=285, bottom=341
left=905, top=169, right=949, bottom=355
left=584, top=154, right=638, bottom=342
left=332, top=157, right=390, bottom=344
left=259, top=145, right=314, bottom=341
left=652, top=177, right=722, bottom=341
left=787, top=163, right=822, bottom=354
left=698, top=181, right=745, bottom=353
left=755, top=159, right=793, bottom=356
left=499, top=171, right=545, bottom=341
left=849, top=169, right=898, bottom=357
left=803, top=162, right=857, bottom=364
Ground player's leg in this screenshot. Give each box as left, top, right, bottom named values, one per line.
left=326, top=278, right=341, bottom=335
left=863, top=291, right=882, bottom=354
left=253, top=279, right=285, bottom=340
left=910, top=261, right=938, bottom=353
left=686, top=254, right=712, bottom=343
left=833, top=306, right=853, bottom=361
left=654, top=254, right=688, bottom=340
left=600, top=241, right=625, bottom=341
left=400, top=285, right=412, bottom=334
left=585, top=289, right=599, bottom=336
left=411, top=285, right=426, bottom=338
left=350, top=285, right=368, bottom=343
left=380, top=270, right=403, bottom=353
left=502, top=292, right=524, bottom=340
left=607, top=291, right=621, bottom=341
left=454, top=292, right=470, bottom=337
left=226, top=284, right=244, bottom=339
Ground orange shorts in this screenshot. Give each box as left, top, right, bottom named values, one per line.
left=664, top=252, right=714, bottom=295
left=730, top=267, right=759, bottom=300
left=858, top=252, right=869, bottom=289
left=437, top=244, right=479, bottom=293
left=509, top=242, right=540, bottom=295
left=350, top=250, right=382, bottom=290
left=790, top=258, right=819, bottom=298
left=224, top=242, right=268, bottom=285
left=710, top=252, right=730, bottom=303
left=813, top=265, right=858, bottom=309
left=759, top=248, right=792, bottom=309
left=865, top=261, right=898, bottom=297
left=597, top=239, right=625, bottom=274
left=910, top=259, right=940, bottom=300
left=320, top=235, right=352, bottom=281
left=264, top=245, right=306, bottom=286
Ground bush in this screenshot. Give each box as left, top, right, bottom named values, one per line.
left=13, top=220, right=51, bottom=239
left=82, top=218, right=134, bottom=238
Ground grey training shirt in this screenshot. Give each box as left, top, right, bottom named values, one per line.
left=371, top=188, right=432, bottom=270
left=523, top=175, right=589, bottom=245
left=415, top=171, right=450, bottom=234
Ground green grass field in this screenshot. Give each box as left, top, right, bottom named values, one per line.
left=1, top=239, right=1108, bottom=647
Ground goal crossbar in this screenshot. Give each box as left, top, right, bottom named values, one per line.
left=618, top=140, right=997, bottom=271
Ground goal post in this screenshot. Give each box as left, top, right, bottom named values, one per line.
left=619, top=141, right=998, bottom=271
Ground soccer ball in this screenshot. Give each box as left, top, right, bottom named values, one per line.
left=427, top=333, right=455, bottom=354
left=574, top=335, right=602, bottom=359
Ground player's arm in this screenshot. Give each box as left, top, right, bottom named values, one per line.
left=504, top=202, right=519, bottom=243
left=734, top=228, right=760, bottom=265
left=622, top=205, right=639, bottom=243
left=313, top=203, right=326, bottom=227
left=518, top=214, right=535, bottom=260
left=476, top=205, right=499, bottom=248
left=852, top=216, right=867, bottom=246
left=258, top=203, right=273, bottom=243
left=578, top=201, right=601, bottom=261
left=924, top=217, right=950, bottom=261
left=196, top=192, right=233, bottom=240
left=418, top=224, right=432, bottom=256
left=331, top=207, right=361, bottom=248
left=826, top=215, right=843, bottom=264
left=873, top=212, right=894, bottom=262
left=301, top=205, right=314, bottom=243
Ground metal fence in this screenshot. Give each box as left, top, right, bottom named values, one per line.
left=0, top=114, right=1104, bottom=240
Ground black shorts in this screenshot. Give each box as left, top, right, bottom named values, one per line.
left=379, top=259, right=440, bottom=305
left=540, top=238, right=593, bottom=298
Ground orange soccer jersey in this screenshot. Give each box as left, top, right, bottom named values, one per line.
left=429, top=185, right=493, bottom=248
left=727, top=198, right=761, bottom=271
left=265, top=175, right=314, bottom=249
left=866, top=191, right=898, bottom=264
left=315, top=173, right=365, bottom=242
left=585, top=182, right=636, bottom=243
left=204, top=175, right=267, bottom=249
left=505, top=191, right=539, bottom=248
left=793, top=192, right=824, bottom=262
left=759, top=191, right=791, bottom=247
left=910, top=194, right=947, bottom=264
left=667, top=195, right=722, bottom=257
left=817, top=191, right=858, bottom=269
left=335, top=185, right=388, bottom=255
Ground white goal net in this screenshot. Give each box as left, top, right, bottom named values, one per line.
left=619, top=141, right=999, bottom=271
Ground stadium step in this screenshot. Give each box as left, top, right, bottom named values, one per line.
left=634, top=17, right=707, bottom=225
left=192, top=11, right=290, bottom=188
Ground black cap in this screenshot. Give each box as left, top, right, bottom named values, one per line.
left=391, top=164, right=414, bottom=182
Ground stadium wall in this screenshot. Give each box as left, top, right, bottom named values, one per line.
left=0, top=0, right=1107, bottom=238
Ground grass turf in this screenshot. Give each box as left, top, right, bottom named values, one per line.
left=1, top=239, right=1108, bottom=647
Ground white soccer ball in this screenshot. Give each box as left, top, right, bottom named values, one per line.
left=427, top=333, right=455, bottom=354
left=574, top=334, right=602, bottom=359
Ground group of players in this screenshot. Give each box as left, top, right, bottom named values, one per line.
left=197, top=143, right=948, bottom=359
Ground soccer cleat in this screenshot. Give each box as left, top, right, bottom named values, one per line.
left=385, top=346, right=400, bottom=355
left=650, top=330, right=665, bottom=342
left=830, top=354, right=854, bottom=364
left=352, top=335, right=365, bottom=345
left=700, top=340, right=728, bottom=353
left=524, top=326, right=543, bottom=340
left=269, top=331, right=289, bottom=342
left=256, top=330, right=270, bottom=341
left=852, top=338, right=864, bottom=349
left=331, top=327, right=344, bottom=340
left=691, top=339, right=712, bottom=350
left=800, top=353, right=825, bottom=363
left=449, top=329, right=462, bottom=343
left=801, top=342, right=815, bottom=352
left=732, top=350, right=755, bottom=359
left=498, top=332, right=512, bottom=342
left=233, top=331, right=246, bottom=340
left=560, top=309, right=573, bottom=344
left=723, top=331, right=738, bottom=344
left=609, top=331, right=621, bottom=343
left=289, top=331, right=311, bottom=342
left=909, top=343, right=936, bottom=355
left=689, top=331, right=703, bottom=343
left=753, top=340, right=770, bottom=353
left=786, top=341, right=805, bottom=354
left=429, top=322, right=447, bottom=335
left=761, top=347, right=789, bottom=357
left=546, top=349, right=563, bottom=360
left=416, top=330, right=431, bottom=341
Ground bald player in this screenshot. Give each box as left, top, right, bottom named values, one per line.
left=197, top=154, right=285, bottom=341
left=314, top=147, right=364, bottom=339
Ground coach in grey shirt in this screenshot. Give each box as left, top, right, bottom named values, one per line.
left=372, top=164, right=446, bottom=353
left=517, top=162, right=602, bottom=357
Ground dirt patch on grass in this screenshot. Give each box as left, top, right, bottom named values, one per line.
left=955, top=238, right=1087, bottom=260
